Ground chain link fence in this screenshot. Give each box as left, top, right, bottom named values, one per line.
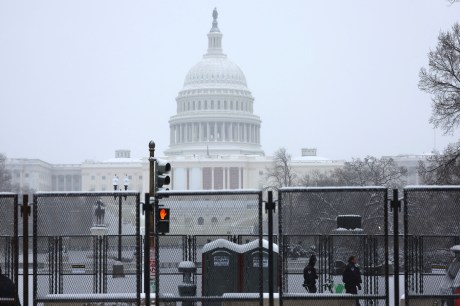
left=279, top=187, right=389, bottom=306
left=152, top=190, right=264, bottom=305
left=0, top=192, right=19, bottom=305
left=403, top=187, right=460, bottom=305
left=32, top=191, right=141, bottom=305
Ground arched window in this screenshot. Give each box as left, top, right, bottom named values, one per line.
left=198, top=217, right=204, bottom=225
left=211, top=217, right=218, bottom=224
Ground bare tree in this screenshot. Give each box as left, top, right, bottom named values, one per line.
left=265, top=147, right=297, bottom=188
left=418, top=23, right=460, bottom=182
left=336, top=156, right=407, bottom=188
left=418, top=141, right=460, bottom=184
left=419, top=23, right=460, bottom=134
left=300, top=156, right=407, bottom=189
left=0, top=153, right=13, bottom=192
left=300, top=169, right=340, bottom=187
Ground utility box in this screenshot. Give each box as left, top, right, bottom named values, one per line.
left=202, top=239, right=241, bottom=306
left=241, top=239, right=279, bottom=293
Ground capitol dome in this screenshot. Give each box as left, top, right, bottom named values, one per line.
left=165, top=9, right=264, bottom=157
left=183, top=57, right=248, bottom=89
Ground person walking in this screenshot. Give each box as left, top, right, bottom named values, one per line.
left=0, top=266, right=21, bottom=306
left=342, top=255, right=362, bottom=294
left=303, top=254, right=319, bottom=293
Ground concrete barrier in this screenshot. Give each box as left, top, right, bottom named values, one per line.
left=41, top=293, right=176, bottom=306
left=222, top=293, right=357, bottom=306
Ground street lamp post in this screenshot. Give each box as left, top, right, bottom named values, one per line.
left=113, top=174, right=129, bottom=261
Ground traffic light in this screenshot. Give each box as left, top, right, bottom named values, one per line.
left=155, top=158, right=171, bottom=191
left=158, top=208, right=170, bottom=234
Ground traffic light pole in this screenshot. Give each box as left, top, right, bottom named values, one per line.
left=145, top=141, right=157, bottom=306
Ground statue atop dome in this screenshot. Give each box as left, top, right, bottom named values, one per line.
left=210, top=8, right=220, bottom=33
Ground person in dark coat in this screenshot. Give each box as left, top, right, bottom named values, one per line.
left=342, top=255, right=362, bottom=295
left=0, top=266, right=21, bottom=306
left=303, top=254, right=319, bottom=293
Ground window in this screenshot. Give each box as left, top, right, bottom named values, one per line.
left=139, top=175, right=142, bottom=180
left=102, top=176, right=106, bottom=180
left=198, top=217, right=204, bottom=225
left=91, top=176, right=95, bottom=181
left=211, top=217, right=218, bottom=224
left=214, top=167, right=223, bottom=190
left=203, top=168, right=212, bottom=189
left=225, top=217, right=231, bottom=222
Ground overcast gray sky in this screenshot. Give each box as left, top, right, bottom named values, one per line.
left=1, top=0, right=460, bottom=164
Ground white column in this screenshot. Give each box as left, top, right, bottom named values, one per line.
left=230, top=122, right=233, bottom=141
left=177, top=124, right=181, bottom=143
left=211, top=167, right=215, bottom=190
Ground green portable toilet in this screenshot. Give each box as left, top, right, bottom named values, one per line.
left=202, top=239, right=241, bottom=306
left=241, top=239, right=279, bottom=293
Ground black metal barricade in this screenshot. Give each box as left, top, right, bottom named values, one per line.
left=151, top=190, right=264, bottom=306
left=0, top=192, right=19, bottom=304
left=403, top=186, right=460, bottom=305
left=279, top=187, right=389, bottom=306
left=32, top=191, right=141, bottom=306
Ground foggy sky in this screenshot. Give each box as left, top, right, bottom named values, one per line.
left=1, top=0, right=460, bottom=164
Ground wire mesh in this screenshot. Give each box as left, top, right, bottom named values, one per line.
left=153, top=190, right=264, bottom=306
left=32, top=192, right=141, bottom=305
left=0, top=192, right=19, bottom=302
left=404, top=187, right=460, bottom=305
left=279, top=187, right=389, bottom=305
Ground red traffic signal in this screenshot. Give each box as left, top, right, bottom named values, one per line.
left=158, top=208, right=170, bottom=234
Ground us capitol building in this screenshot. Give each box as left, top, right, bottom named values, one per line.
left=6, top=9, right=349, bottom=195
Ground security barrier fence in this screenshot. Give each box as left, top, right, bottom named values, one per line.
left=0, top=192, right=19, bottom=305
left=151, top=190, right=264, bottom=306
left=403, top=186, right=460, bottom=306
left=279, top=187, right=389, bottom=306
left=3, top=187, right=460, bottom=305
left=32, top=192, right=141, bottom=306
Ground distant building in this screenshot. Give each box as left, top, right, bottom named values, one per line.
left=383, top=153, right=432, bottom=185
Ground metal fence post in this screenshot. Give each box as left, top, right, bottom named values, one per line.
left=390, top=188, right=400, bottom=306
left=266, top=190, right=275, bottom=306
left=21, top=194, right=29, bottom=306
left=144, top=193, right=151, bottom=306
